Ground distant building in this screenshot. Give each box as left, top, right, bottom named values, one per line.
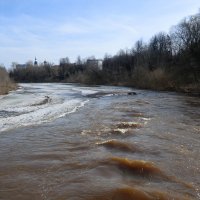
left=16, top=57, right=38, bottom=68
left=86, top=59, right=103, bottom=70
left=16, top=64, right=26, bottom=69
left=34, top=57, right=38, bottom=66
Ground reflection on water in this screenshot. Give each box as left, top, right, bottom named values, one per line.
left=0, top=83, right=199, bottom=200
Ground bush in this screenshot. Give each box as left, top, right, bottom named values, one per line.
left=131, top=67, right=174, bottom=90
left=0, top=66, right=17, bottom=95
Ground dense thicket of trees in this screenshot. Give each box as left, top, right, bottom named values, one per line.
left=9, top=11, right=200, bottom=92
left=102, top=11, right=200, bottom=87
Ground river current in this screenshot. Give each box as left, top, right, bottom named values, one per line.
left=0, top=83, right=199, bottom=200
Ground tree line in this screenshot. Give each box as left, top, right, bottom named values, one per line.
left=9, top=11, right=200, bottom=92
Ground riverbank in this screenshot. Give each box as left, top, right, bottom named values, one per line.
left=63, top=67, right=200, bottom=96
left=68, top=79, right=200, bottom=97
left=0, top=82, right=17, bottom=95
left=0, top=66, right=17, bottom=95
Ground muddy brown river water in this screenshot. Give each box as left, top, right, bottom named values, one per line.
left=0, top=83, right=200, bottom=199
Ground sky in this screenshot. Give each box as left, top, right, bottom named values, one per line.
left=0, top=0, right=199, bottom=68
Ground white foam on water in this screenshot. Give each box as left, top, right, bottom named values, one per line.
left=81, top=89, right=98, bottom=96
left=0, top=83, right=89, bottom=132
left=0, top=83, right=135, bottom=132
left=71, top=87, right=98, bottom=96
left=0, top=98, right=88, bottom=132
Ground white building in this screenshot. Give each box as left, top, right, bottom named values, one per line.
left=86, top=59, right=103, bottom=70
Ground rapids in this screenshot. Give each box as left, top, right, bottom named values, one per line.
left=0, top=83, right=199, bottom=199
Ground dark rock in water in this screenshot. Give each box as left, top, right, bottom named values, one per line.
left=127, top=92, right=137, bottom=95
left=86, top=92, right=111, bottom=98
left=31, top=96, right=51, bottom=106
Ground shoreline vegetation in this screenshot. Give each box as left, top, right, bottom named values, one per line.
left=7, top=11, right=200, bottom=95
left=0, top=67, right=17, bottom=95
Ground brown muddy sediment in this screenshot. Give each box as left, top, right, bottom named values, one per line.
left=110, top=157, right=164, bottom=176
left=96, top=140, right=140, bottom=152
left=0, top=85, right=199, bottom=200
left=87, top=186, right=192, bottom=200
left=108, top=157, right=194, bottom=189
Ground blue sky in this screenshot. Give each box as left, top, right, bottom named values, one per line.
left=0, top=0, right=199, bottom=68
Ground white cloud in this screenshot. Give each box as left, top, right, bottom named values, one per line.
left=0, top=14, right=142, bottom=67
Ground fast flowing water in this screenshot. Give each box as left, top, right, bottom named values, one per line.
left=0, top=83, right=199, bottom=200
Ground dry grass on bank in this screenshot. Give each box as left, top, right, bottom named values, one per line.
left=130, top=67, right=200, bottom=94
left=131, top=67, right=175, bottom=91
left=177, top=83, right=200, bottom=94
left=0, top=67, right=17, bottom=95
left=0, top=82, right=17, bottom=95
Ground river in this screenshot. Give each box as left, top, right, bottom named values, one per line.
left=0, top=83, right=199, bottom=200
